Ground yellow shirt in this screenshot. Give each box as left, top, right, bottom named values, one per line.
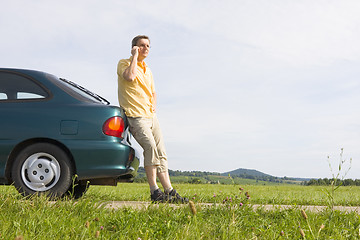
left=117, top=57, right=155, bottom=118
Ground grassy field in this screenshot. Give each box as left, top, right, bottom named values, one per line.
left=83, top=183, right=360, bottom=206
left=1, top=183, right=360, bottom=239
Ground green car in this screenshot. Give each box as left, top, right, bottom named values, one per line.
left=0, top=68, right=139, bottom=198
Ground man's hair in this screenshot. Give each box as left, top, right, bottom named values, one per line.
left=131, top=35, right=150, bottom=48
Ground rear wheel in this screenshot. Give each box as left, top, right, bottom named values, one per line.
left=11, top=143, right=73, bottom=199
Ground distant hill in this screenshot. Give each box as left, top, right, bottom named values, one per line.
left=222, top=168, right=272, bottom=178
left=222, top=168, right=311, bottom=182
left=134, top=167, right=310, bottom=184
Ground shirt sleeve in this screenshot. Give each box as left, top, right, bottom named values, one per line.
left=117, top=59, right=130, bottom=79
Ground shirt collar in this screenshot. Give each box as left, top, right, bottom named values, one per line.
left=129, top=56, right=147, bottom=68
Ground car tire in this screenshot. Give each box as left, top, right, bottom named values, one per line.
left=11, top=143, right=74, bottom=199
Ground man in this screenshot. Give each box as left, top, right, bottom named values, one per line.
left=117, top=35, right=188, bottom=203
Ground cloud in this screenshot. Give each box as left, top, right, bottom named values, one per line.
left=135, top=0, right=360, bottom=66
left=1, top=0, right=359, bottom=178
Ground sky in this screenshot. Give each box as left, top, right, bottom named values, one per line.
left=1, top=0, right=359, bottom=179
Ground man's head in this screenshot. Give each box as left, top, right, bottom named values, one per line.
left=132, top=35, right=150, bottom=48
left=131, top=35, right=150, bottom=61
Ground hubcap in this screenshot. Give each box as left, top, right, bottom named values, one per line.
left=21, top=153, right=61, bottom=191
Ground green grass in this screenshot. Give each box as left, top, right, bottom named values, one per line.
left=81, top=183, right=360, bottom=206
left=1, top=183, right=360, bottom=239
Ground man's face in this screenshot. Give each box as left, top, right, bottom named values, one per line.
left=136, top=38, right=150, bottom=59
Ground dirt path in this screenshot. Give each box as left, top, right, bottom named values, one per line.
left=102, top=201, right=360, bottom=213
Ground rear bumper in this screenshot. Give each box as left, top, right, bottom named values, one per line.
left=85, top=156, right=140, bottom=186
left=61, top=139, right=140, bottom=181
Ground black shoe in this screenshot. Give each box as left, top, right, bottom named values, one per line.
left=151, top=189, right=172, bottom=203
left=167, top=189, right=189, bottom=203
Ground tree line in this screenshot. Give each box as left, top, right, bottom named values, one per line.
left=304, top=178, right=360, bottom=186
left=168, top=169, right=220, bottom=177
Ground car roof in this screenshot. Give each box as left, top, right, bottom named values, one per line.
left=0, top=68, right=53, bottom=77
left=0, top=68, right=109, bottom=105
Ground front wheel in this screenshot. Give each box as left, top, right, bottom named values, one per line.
left=11, top=143, right=74, bottom=199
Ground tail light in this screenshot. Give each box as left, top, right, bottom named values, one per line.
left=102, top=116, right=125, bottom=138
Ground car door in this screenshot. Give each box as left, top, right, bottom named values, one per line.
left=0, top=70, right=51, bottom=179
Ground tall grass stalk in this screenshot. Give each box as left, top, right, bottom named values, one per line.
left=325, top=148, right=352, bottom=211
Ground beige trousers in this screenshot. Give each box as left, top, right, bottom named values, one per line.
left=127, top=115, right=168, bottom=173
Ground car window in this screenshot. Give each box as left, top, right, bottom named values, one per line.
left=17, top=92, right=46, bottom=99
left=45, top=74, right=109, bottom=105
left=61, top=80, right=105, bottom=103
left=0, top=93, right=7, bottom=100
left=0, top=72, right=49, bottom=101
